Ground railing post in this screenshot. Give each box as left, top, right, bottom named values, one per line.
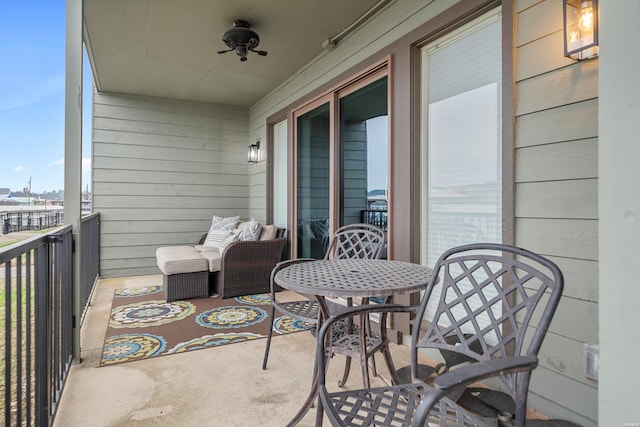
left=34, top=243, right=50, bottom=427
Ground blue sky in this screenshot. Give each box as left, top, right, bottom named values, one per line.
left=1, top=1, right=91, bottom=194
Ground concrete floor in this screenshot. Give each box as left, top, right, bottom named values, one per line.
left=53, top=274, right=417, bottom=427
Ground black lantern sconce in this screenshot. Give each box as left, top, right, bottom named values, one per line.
left=247, top=141, right=260, bottom=163
left=563, top=0, right=598, bottom=60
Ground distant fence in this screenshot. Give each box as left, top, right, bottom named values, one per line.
left=361, top=209, right=388, bottom=231
left=1, top=210, right=64, bottom=234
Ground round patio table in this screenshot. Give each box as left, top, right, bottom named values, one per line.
left=274, top=258, right=432, bottom=426
left=275, top=258, right=432, bottom=299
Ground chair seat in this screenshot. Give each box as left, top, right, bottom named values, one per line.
left=330, top=333, right=383, bottom=358
left=323, top=381, right=496, bottom=427
left=274, top=299, right=346, bottom=324
left=274, top=300, right=319, bottom=323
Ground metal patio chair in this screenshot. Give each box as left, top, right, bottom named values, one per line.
left=315, top=243, right=564, bottom=427
left=262, top=223, right=386, bottom=377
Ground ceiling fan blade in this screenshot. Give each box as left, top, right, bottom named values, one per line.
left=217, top=48, right=234, bottom=54
left=249, top=48, right=268, bottom=56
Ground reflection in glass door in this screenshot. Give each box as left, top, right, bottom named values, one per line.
left=296, top=103, right=330, bottom=258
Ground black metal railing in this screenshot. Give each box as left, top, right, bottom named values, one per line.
left=80, top=213, right=100, bottom=325
left=361, top=209, right=388, bottom=231
left=1, top=226, right=73, bottom=427
left=1, top=211, right=65, bottom=234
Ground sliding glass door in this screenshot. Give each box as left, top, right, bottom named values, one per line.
left=339, top=76, right=388, bottom=229
left=296, top=102, right=331, bottom=258
left=293, top=67, right=389, bottom=258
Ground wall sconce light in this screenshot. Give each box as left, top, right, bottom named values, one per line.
left=247, top=141, right=260, bottom=163
left=563, top=0, right=598, bottom=61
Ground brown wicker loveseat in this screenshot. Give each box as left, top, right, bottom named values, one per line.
left=156, top=220, right=286, bottom=301
left=196, top=226, right=286, bottom=298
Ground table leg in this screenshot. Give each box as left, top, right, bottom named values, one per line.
left=378, top=310, right=402, bottom=385
left=358, top=311, right=372, bottom=389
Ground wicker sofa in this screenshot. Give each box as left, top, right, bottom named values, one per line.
left=156, top=220, right=286, bottom=301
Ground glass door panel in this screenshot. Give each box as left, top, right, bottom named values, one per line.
left=296, top=103, right=331, bottom=258
left=339, top=76, right=388, bottom=230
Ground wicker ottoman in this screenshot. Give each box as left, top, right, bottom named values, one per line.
left=156, top=246, right=209, bottom=302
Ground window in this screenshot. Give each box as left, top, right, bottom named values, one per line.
left=420, top=10, right=502, bottom=340
left=273, top=119, right=288, bottom=229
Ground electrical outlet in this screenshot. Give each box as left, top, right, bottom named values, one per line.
left=582, top=342, right=599, bottom=381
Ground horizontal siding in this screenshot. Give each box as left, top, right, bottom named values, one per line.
left=516, top=31, right=574, bottom=81
left=516, top=138, right=598, bottom=182
left=529, top=367, right=598, bottom=424
left=514, top=1, right=599, bottom=425
left=93, top=92, right=250, bottom=277
left=545, top=255, right=598, bottom=302
left=516, top=60, right=598, bottom=116
left=515, top=179, right=597, bottom=219
left=516, top=99, right=598, bottom=148
left=516, top=218, right=598, bottom=261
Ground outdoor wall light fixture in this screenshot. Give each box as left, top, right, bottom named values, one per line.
left=247, top=141, right=260, bottom=163
left=563, top=0, right=598, bottom=60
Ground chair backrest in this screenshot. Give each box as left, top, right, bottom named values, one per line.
left=412, top=243, right=563, bottom=398
left=324, top=223, right=386, bottom=260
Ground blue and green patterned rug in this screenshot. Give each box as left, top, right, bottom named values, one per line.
left=100, top=286, right=312, bottom=366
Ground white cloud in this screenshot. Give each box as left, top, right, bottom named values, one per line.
left=15, top=165, right=25, bottom=172
left=49, top=158, right=65, bottom=166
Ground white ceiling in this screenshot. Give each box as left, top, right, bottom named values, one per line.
left=83, top=0, right=384, bottom=107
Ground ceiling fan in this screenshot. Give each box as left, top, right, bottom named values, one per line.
left=217, top=20, right=268, bottom=62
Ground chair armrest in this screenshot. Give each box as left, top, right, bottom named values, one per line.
left=197, top=233, right=208, bottom=245
left=412, top=356, right=538, bottom=427
left=221, top=238, right=285, bottom=263
left=214, top=238, right=286, bottom=298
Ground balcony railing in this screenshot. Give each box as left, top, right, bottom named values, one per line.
left=79, top=213, right=100, bottom=325
left=361, top=209, right=388, bottom=231
left=1, top=211, right=65, bottom=235
left=1, top=226, right=74, bottom=426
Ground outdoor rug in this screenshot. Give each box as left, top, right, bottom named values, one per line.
left=100, top=286, right=312, bottom=366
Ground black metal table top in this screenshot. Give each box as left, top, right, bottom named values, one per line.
left=274, top=258, right=432, bottom=299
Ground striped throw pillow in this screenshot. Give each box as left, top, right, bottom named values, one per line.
left=203, top=229, right=232, bottom=248
left=218, top=233, right=239, bottom=253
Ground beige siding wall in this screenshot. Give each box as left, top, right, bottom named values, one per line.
left=515, top=1, right=598, bottom=425
left=93, top=92, right=250, bottom=277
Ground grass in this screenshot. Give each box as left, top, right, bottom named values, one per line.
left=0, top=227, right=60, bottom=248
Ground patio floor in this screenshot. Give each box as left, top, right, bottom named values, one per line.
left=53, top=274, right=418, bottom=427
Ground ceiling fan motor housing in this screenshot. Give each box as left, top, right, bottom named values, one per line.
left=219, top=19, right=266, bottom=61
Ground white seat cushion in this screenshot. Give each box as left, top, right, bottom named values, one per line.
left=156, top=246, right=208, bottom=275
left=199, top=249, right=222, bottom=272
